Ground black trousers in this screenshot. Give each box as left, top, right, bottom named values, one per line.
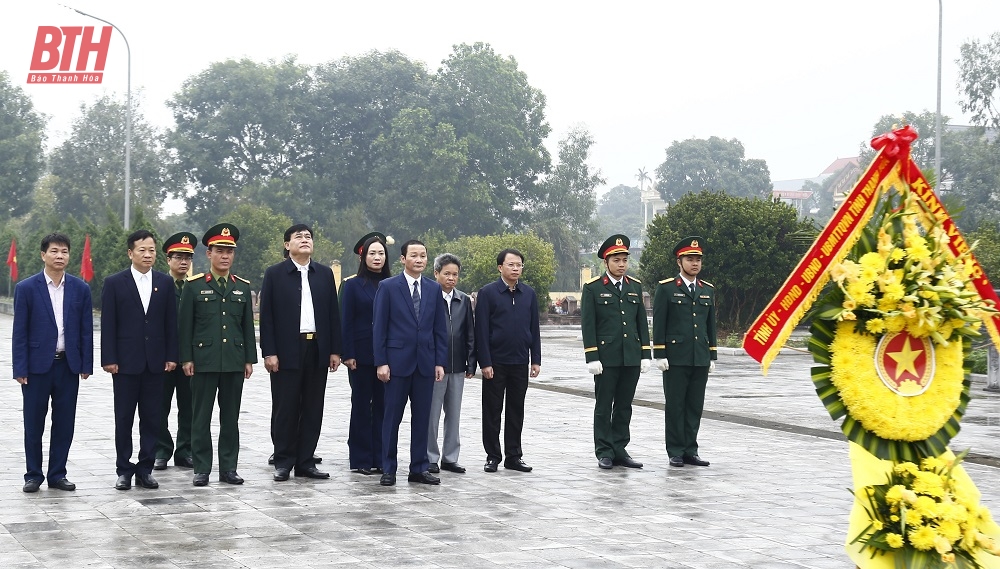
left=482, top=363, right=528, bottom=463
left=113, top=369, right=164, bottom=477
left=270, top=339, right=327, bottom=471
left=348, top=364, right=384, bottom=469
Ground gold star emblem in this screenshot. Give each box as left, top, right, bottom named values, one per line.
left=887, top=338, right=923, bottom=380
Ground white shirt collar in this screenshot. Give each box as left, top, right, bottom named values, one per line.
left=131, top=265, right=151, bottom=280
left=291, top=258, right=310, bottom=271
left=404, top=272, right=420, bottom=289
left=679, top=274, right=696, bottom=288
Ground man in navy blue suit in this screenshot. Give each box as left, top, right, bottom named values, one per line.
left=372, top=239, right=448, bottom=486
left=12, top=233, right=93, bottom=493
left=101, top=229, right=178, bottom=490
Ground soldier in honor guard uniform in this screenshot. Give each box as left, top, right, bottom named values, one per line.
left=652, top=236, right=717, bottom=468
left=581, top=235, right=651, bottom=470
left=154, top=232, right=198, bottom=471
left=178, top=224, right=257, bottom=486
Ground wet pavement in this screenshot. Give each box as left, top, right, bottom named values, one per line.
left=0, top=313, right=998, bottom=568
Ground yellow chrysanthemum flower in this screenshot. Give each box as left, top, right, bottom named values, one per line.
left=910, top=525, right=938, bottom=551
left=886, top=532, right=904, bottom=548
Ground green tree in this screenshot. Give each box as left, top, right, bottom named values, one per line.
left=369, top=107, right=489, bottom=239
left=48, top=95, right=170, bottom=225
left=167, top=57, right=311, bottom=224
left=654, top=137, right=771, bottom=203
left=432, top=42, right=551, bottom=231
left=968, top=222, right=1000, bottom=284
left=596, top=184, right=643, bottom=245
left=444, top=232, right=555, bottom=311
left=639, top=192, right=811, bottom=331
left=220, top=203, right=292, bottom=288
left=946, top=126, right=1000, bottom=231
left=306, top=50, right=431, bottom=210
left=0, top=71, right=45, bottom=221
left=958, top=32, right=1000, bottom=131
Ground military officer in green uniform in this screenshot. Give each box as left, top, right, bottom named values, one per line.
left=154, top=232, right=198, bottom=471
left=581, top=235, right=651, bottom=470
left=652, top=236, right=716, bottom=468
left=178, top=224, right=257, bottom=486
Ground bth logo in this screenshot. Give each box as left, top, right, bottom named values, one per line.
left=27, top=26, right=112, bottom=85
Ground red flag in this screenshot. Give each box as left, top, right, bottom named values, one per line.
left=81, top=235, right=93, bottom=282
left=6, top=239, right=16, bottom=282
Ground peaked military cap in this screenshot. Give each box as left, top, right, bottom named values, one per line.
left=163, top=232, right=197, bottom=255
left=598, top=234, right=630, bottom=259
left=353, top=232, right=394, bottom=255
left=674, top=236, right=704, bottom=257
left=203, top=223, right=239, bottom=248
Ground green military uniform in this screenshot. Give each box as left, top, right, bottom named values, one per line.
left=156, top=232, right=197, bottom=467
left=581, top=235, right=651, bottom=464
left=178, top=225, right=257, bottom=479
left=652, top=236, right=717, bottom=463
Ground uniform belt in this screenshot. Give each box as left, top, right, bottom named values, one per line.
left=53, top=352, right=66, bottom=360
left=300, top=333, right=316, bottom=340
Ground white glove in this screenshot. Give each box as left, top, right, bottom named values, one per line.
left=587, top=361, right=604, bottom=376
left=709, top=361, right=716, bottom=373
left=655, top=359, right=669, bottom=372
left=640, top=359, right=651, bottom=373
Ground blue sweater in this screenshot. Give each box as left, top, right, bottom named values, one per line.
left=474, top=279, right=541, bottom=367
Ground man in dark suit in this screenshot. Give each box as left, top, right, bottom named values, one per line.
left=101, top=229, right=178, bottom=490
left=259, top=224, right=342, bottom=482
left=372, top=239, right=448, bottom=486
left=12, top=233, right=93, bottom=493
left=154, top=232, right=198, bottom=470
left=178, top=224, right=257, bottom=486
left=652, top=236, right=717, bottom=468
left=581, top=235, right=651, bottom=470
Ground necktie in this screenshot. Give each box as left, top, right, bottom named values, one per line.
left=218, top=276, right=226, bottom=292
left=689, top=283, right=695, bottom=295
left=615, top=281, right=622, bottom=293
left=412, top=280, right=420, bottom=318
left=175, top=279, right=184, bottom=291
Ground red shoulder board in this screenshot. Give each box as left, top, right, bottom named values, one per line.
left=602, top=276, right=609, bottom=285
left=675, top=278, right=682, bottom=286
left=205, top=274, right=213, bottom=282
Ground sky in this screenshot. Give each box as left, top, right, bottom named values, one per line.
left=4, top=0, right=1000, bottom=201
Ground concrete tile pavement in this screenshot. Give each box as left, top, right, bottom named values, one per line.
left=0, top=314, right=998, bottom=568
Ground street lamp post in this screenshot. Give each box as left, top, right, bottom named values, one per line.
left=69, top=8, right=132, bottom=229
left=934, top=0, right=943, bottom=193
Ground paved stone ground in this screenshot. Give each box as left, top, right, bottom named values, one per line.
left=0, top=314, right=998, bottom=568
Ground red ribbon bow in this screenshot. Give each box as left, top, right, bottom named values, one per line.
left=870, top=125, right=919, bottom=159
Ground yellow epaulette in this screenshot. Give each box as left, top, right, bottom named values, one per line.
left=701, top=280, right=714, bottom=288
left=629, top=276, right=642, bottom=284
left=584, top=275, right=601, bottom=285
left=234, top=275, right=251, bottom=284
left=186, top=273, right=205, bottom=282
left=659, top=278, right=671, bottom=284
left=343, top=274, right=357, bottom=281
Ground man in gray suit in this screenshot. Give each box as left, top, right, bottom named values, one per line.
left=427, top=254, right=476, bottom=474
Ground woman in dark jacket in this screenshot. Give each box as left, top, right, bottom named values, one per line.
left=341, top=232, right=391, bottom=474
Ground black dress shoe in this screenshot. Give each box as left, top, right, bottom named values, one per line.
left=192, top=473, right=209, bottom=486
left=407, top=471, right=440, bottom=485
left=313, top=454, right=322, bottom=464
left=683, top=455, right=710, bottom=466
left=669, top=456, right=685, bottom=467
left=295, top=466, right=330, bottom=479
left=115, top=474, right=132, bottom=490
left=219, top=471, right=244, bottom=484
left=153, top=458, right=168, bottom=470
left=504, top=458, right=532, bottom=472
left=440, top=462, right=466, bottom=473
left=23, top=479, right=42, bottom=493
left=484, top=459, right=500, bottom=473
left=598, top=457, right=614, bottom=469
left=175, top=456, right=194, bottom=469
left=353, top=467, right=375, bottom=475
left=613, top=457, right=643, bottom=469
left=379, top=473, right=396, bottom=486
left=274, top=467, right=290, bottom=481
left=428, top=464, right=440, bottom=473
left=49, top=478, right=76, bottom=491
left=267, top=453, right=275, bottom=465
left=136, top=473, right=159, bottom=489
